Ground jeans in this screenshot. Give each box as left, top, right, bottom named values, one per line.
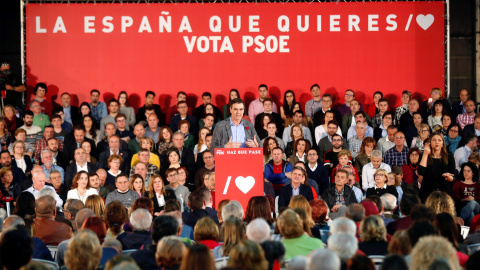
left=461, top=200, right=480, bottom=226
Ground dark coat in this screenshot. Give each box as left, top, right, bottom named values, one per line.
left=64, top=137, right=97, bottom=161
left=278, top=184, right=314, bottom=208
left=144, top=190, right=177, bottom=213
left=97, top=150, right=131, bottom=173
left=64, top=162, right=97, bottom=188
left=182, top=208, right=219, bottom=228
left=321, top=184, right=358, bottom=210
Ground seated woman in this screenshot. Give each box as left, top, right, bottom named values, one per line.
left=145, top=174, right=176, bottom=216
left=315, top=111, right=342, bottom=145
left=309, top=199, right=330, bottom=242
left=284, top=102, right=308, bottom=128
left=445, top=123, right=462, bottom=154
left=83, top=115, right=102, bottom=144
left=157, top=126, right=174, bottom=163
left=453, top=162, right=480, bottom=226
left=263, top=137, right=280, bottom=165
left=156, top=236, right=187, bottom=270
left=373, top=112, right=393, bottom=141
left=358, top=215, right=388, bottom=256
left=131, top=137, right=161, bottom=169
left=278, top=209, right=323, bottom=260
left=194, top=217, right=221, bottom=249
left=194, top=127, right=210, bottom=160
left=11, top=140, right=33, bottom=176
left=8, top=129, right=34, bottom=158
left=67, top=171, right=97, bottom=204
left=105, top=154, right=123, bottom=188
left=179, top=120, right=195, bottom=151
left=130, top=174, right=145, bottom=197
left=366, top=169, right=398, bottom=198
left=257, top=114, right=273, bottom=140
left=199, top=103, right=219, bottom=129
left=330, top=149, right=359, bottom=183
left=288, top=139, right=309, bottom=166
left=439, top=113, right=453, bottom=136
left=411, top=123, right=430, bottom=152
left=160, top=148, right=182, bottom=182
left=354, top=137, right=377, bottom=180
left=285, top=124, right=310, bottom=158
left=0, top=167, right=21, bottom=206
left=213, top=217, right=245, bottom=259
left=2, top=105, right=23, bottom=134
left=0, top=119, right=11, bottom=151
left=82, top=141, right=97, bottom=165
left=427, top=100, right=445, bottom=131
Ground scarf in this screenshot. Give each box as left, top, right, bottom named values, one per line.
left=445, top=135, right=462, bottom=153
left=4, top=116, right=16, bottom=133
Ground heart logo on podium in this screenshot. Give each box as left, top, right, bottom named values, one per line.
left=416, top=14, right=434, bottom=30
left=235, top=176, right=255, bottom=194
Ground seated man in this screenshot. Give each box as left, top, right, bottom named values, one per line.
left=361, top=150, right=392, bottom=191
left=165, top=168, right=190, bottom=207
left=194, top=151, right=215, bottom=189
left=65, top=147, right=96, bottom=188
left=105, top=174, right=141, bottom=208
left=182, top=188, right=219, bottom=228
left=33, top=195, right=73, bottom=246
left=41, top=150, right=65, bottom=184
left=34, top=125, right=65, bottom=165
left=264, top=147, right=293, bottom=192
left=321, top=169, right=358, bottom=219
left=129, top=149, right=160, bottom=187
left=278, top=167, right=314, bottom=208
left=98, top=134, right=131, bottom=173
left=117, top=208, right=153, bottom=250
left=50, top=169, right=68, bottom=203
left=25, top=170, right=63, bottom=208
left=62, top=199, right=85, bottom=232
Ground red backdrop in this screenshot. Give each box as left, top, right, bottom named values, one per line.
left=25, top=2, right=445, bottom=115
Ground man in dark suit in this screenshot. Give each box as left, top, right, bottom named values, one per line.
left=97, top=123, right=129, bottom=154
left=98, top=135, right=130, bottom=173
left=44, top=138, right=69, bottom=170
left=0, top=150, right=26, bottom=192
left=172, top=131, right=195, bottom=184
left=452, top=89, right=471, bottom=119
left=312, top=94, right=342, bottom=129
left=399, top=98, right=420, bottom=133
left=182, top=188, right=219, bottom=228
left=58, top=92, right=80, bottom=126
left=278, top=167, right=314, bottom=208
left=170, top=100, right=198, bottom=135
left=254, top=97, right=284, bottom=136
left=64, top=125, right=97, bottom=162
left=65, top=148, right=96, bottom=188
left=462, top=114, right=480, bottom=145
left=211, top=98, right=261, bottom=152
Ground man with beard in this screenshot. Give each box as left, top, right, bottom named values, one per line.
left=317, top=121, right=346, bottom=163
left=323, top=134, right=346, bottom=176
left=34, top=126, right=64, bottom=165
left=19, top=110, right=42, bottom=138
left=46, top=138, right=69, bottom=170
left=454, top=135, right=478, bottom=173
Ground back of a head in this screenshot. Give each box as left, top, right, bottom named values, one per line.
left=381, top=255, right=408, bottom=270
left=38, top=187, right=57, bottom=200
left=408, top=221, right=437, bottom=248
left=130, top=208, right=153, bottom=231
left=2, top=215, right=25, bottom=231
left=380, top=193, right=397, bottom=212
left=260, top=241, right=286, bottom=270
left=66, top=199, right=85, bottom=219
left=188, top=190, right=205, bottom=211
left=75, top=208, right=95, bottom=229
left=35, top=195, right=56, bottom=216
left=194, top=217, right=218, bottom=243
left=411, top=236, right=460, bottom=270
left=246, top=218, right=271, bottom=244
left=347, top=255, right=375, bottom=270
left=65, top=229, right=102, bottom=270
left=327, top=233, right=358, bottom=262
left=222, top=200, right=244, bottom=221
left=347, top=203, right=365, bottom=222
left=465, top=251, right=480, bottom=270
left=152, top=215, right=179, bottom=243
left=102, top=239, right=122, bottom=253
left=0, top=227, right=33, bottom=270
left=156, top=236, right=186, bottom=269
left=410, top=204, right=435, bottom=222
left=277, top=209, right=304, bottom=239
left=105, top=255, right=138, bottom=270
left=197, top=186, right=211, bottom=204
left=400, top=194, right=421, bottom=216
left=307, top=249, right=340, bottom=270
left=227, top=240, right=268, bottom=270
left=179, top=244, right=215, bottom=270
left=286, top=256, right=307, bottom=270
left=330, top=217, right=357, bottom=236
left=13, top=192, right=36, bottom=218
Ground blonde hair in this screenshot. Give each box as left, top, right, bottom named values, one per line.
left=107, top=154, right=124, bottom=168
left=227, top=240, right=268, bottom=270
left=139, top=137, right=154, bottom=151
left=11, top=140, right=25, bottom=155
left=65, top=230, right=102, bottom=270
left=411, top=236, right=460, bottom=270
left=359, top=215, right=386, bottom=242
left=156, top=236, right=186, bottom=268
left=288, top=195, right=315, bottom=229
left=196, top=127, right=210, bottom=153
left=85, top=195, right=105, bottom=218
left=425, top=191, right=456, bottom=218
left=290, top=124, right=304, bottom=141
left=222, top=217, right=245, bottom=257
left=277, top=209, right=304, bottom=239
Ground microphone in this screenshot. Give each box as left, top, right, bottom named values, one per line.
left=2, top=196, right=13, bottom=216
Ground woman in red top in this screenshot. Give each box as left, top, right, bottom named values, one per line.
left=453, top=161, right=480, bottom=225
left=194, top=217, right=222, bottom=250
left=401, top=147, right=422, bottom=192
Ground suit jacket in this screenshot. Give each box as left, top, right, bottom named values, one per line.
left=97, top=150, right=131, bottom=173
left=211, top=117, right=261, bottom=154
left=182, top=208, right=219, bottom=227
left=97, top=139, right=129, bottom=155
left=170, top=114, right=198, bottom=137
left=52, top=151, right=70, bottom=170
left=452, top=101, right=465, bottom=119
left=64, top=137, right=97, bottom=161
left=180, top=147, right=196, bottom=184
left=278, top=184, right=314, bottom=208
left=254, top=112, right=284, bottom=136
left=321, top=184, right=358, bottom=210
left=137, top=104, right=162, bottom=124
left=313, top=108, right=342, bottom=129
left=144, top=190, right=177, bottom=213
left=64, top=162, right=96, bottom=188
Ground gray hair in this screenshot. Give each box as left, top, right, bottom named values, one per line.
left=286, top=256, right=307, bottom=270
left=172, top=131, right=184, bottom=139
left=2, top=215, right=25, bottom=232
left=75, top=208, right=95, bottom=229
left=38, top=187, right=57, bottom=199
left=330, top=217, right=356, bottom=236
left=50, top=169, right=61, bottom=177
left=381, top=193, right=397, bottom=211
left=40, top=150, right=52, bottom=159
left=371, top=150, right=383, bottom=159
left=221, top=200, right=244, bottom=221
left=246, top=218, right=271, bottom=244
left=102, top=239, right=122, bottom=252
left=307, top=249, right=340, bottom=270
left=130, top=208, right=153, bottom=231
left=65, top=199, right=85, bottom=218
left=327, top=233, right=358, bottom=262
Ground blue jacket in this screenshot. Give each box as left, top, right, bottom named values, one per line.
left=264, top=160, right=293, bottom=184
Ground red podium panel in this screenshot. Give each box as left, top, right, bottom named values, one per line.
left=215, top=148, right=264, bottom=211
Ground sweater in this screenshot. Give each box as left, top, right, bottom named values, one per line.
left=105, top=190, right=141, bottom=208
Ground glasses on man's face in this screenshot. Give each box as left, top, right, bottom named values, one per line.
left=168, top=173, right=178, bottom=178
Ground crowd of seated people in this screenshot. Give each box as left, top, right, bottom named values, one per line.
left=0, top=76, right=480, bottom=269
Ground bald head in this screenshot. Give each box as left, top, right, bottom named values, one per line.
left=35, top=195, right=56, bottom=217
left=3, top=215, right=25, bottom=231
left=75, top=208, right=95, bottom=229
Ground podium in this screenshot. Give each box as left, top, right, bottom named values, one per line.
left=214, top=148, right=264, bottom=211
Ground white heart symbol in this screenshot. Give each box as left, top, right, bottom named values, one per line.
left=416, top=14, right=434, bottom=30
left=235, top=176, right=255, bottom=194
